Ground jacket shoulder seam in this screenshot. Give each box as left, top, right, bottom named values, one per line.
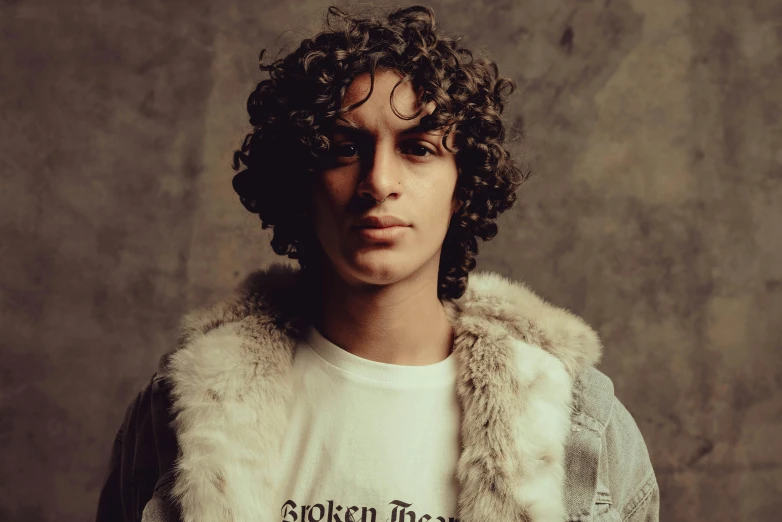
left=572, top=366, right=615, bottom=433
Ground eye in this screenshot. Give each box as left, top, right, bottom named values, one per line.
left=333, top=143, right=359, bottom=157
left=402, top=142, right=435, bottom=157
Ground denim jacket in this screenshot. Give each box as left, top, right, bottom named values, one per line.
left=96, top=264, right=659, bottom=522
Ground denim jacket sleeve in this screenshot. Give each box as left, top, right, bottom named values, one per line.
left=604, top=397, right=660, bottom=521
left=95, top=371, right=179, bottom=522
left=565, top=366, right=659, bottom=521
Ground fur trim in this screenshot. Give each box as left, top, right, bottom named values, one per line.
left=160, top=263, right=602, bottom=522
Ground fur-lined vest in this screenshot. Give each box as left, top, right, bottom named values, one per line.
left=95, top=264, right=659, bottom=522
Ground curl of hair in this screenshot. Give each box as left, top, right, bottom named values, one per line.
left=231, top=4, right=528, bottom=300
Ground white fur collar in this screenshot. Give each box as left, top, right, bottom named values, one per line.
left=159, top=263, right=602, bottom=522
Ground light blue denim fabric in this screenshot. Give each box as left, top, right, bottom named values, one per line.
left=565, top=366, right=659, bottom=521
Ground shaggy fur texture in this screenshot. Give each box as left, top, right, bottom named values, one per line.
left=159, top=264, right=602, bottom=522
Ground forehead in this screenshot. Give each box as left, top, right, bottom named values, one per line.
left=339, top=70, right=433, bottom=127
left=335, top=70, right=454, bottom=143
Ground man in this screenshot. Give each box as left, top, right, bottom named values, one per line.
left=96, top=5, right=658, bottom=522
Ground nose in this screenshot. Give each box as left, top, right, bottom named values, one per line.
left=356, top=142, right=401, bottom=204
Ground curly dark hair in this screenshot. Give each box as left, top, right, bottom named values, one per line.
left=231, top=4, right=528, bottom=300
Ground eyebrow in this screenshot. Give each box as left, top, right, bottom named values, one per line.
left=330, top=121, right=439, bottom=139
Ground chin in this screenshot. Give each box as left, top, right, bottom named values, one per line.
left=338, top=247, right=442, bottom=290
left=316, top=234, right=442, bottom=290
left=345, top=254, right=412, bottom=286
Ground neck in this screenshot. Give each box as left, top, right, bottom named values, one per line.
left=311, top=261, right=454, bottom=366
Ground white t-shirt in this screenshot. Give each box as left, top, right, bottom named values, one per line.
left=272, top=324, right=461, bottom=522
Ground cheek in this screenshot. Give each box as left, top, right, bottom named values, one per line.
left=414, top=193, right=456, bottom=246
left=427, top=174, right=459, bottom=224
left=311, top=174, right=354, bottom=238
left=315, top=172, right=354, bottom=207
left=312, top=178, right=337, bottom=215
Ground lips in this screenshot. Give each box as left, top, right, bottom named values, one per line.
left=351, top=215, right=410, bottom=243
left=353, top=215, right=410, bottom=229
left=354, top=224, right=408, bottom=242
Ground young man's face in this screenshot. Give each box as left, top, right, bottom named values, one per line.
left=311, top=69, right=460, bottom=291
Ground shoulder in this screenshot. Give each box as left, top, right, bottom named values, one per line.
left=572, top=365, right=615, bottom=427
left=122, top=367, right=179, bottom=497
left=121, top=367, right=179, bottom=473
left=98, top=367, right=179, bottom=522
left=564, top=366, right=659, bottom=521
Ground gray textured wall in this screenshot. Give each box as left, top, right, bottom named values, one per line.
left=1, top=0, right=780, bottom=520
